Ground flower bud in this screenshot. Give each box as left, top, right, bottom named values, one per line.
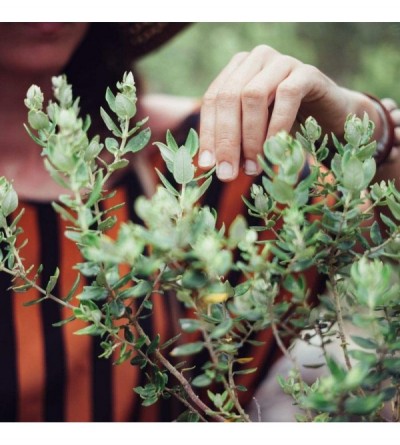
left=304, top=117, right=321, bottom=142
left=24, top=85, right=44, bottom=111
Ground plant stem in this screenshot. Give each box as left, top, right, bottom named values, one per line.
left=132, top=318, right=225, bottom=422
left=329, top=276, right=352, bottom=371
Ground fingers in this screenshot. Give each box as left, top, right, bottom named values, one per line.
left=241, top=57, right=296, bottom=175
left=199, top=52, right=248, bottom=172
left=199, top=46, right=325, bottom=181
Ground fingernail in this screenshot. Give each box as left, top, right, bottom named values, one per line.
left=244, top=159, right=258, bottom=175
left=217, top=161, right=233, bottom=180
left=198, top=150, right=215, bottom=167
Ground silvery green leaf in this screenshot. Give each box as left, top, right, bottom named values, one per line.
left=264, top=136, right=286, bottom=164
left=361, top=158, right=376, bottom=188
left=100, top=107, right=122, bottom=137
left=105, top=87, right=117, bottom=113
left=370, top=221, right=383, bottom=246
left=342, top=156, right=364, bottom=191
left=229, top=215, right=247, bottom=245
left=46, top=267, right=60, bottom=295
left=170, top=342, right=204, bottom=357
left=105, top=137, right=119, bottom=154
left=154, top=142, right=174, bottom=173
left=28, top=110, right=49, bottom=131
left=185, top=128, right=199, bottom=157
left=115, top=93, right=136, bottom=119
left=357, top=141, right=376, bottom=161
left=387, top=197, right=400, bottom=220
left=166, top=129, right=178, bottom=152
left=1, top=187, right=18, bottom=217
left=271, top=178, right=294, bottom=204
left=109, top=159, right=129, bottom=172
left=155, top=168, right=179, bottom=196
left=124, top=128, right=151, bottom=153
left=173, top=146, right=195, bottom=185
left=86, top=170, right=104, bottom=208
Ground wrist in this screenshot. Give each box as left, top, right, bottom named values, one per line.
left=363, top=94, right=397, bottom=166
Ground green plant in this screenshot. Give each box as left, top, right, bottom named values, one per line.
left=1, top=72, right=400, bottom=422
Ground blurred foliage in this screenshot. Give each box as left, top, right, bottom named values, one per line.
left=137, top=23, right=400, bottom=102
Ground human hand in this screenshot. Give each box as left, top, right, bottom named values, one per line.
left=198, top=45, right=360, bottom=181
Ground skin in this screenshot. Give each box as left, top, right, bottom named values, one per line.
left=198, top=44, right=397, bottom=181
left=0, top=25, right=397, bottom=200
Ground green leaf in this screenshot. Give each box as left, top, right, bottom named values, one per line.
left=147, top=334, right=160, bottom=355
left=154, top=142, right=174, bottom=172
left=22, top=295, right=47, bottom=306
left=192, top=374, right=212, bottom=387
left=362, top=158, right=376, bottom=187
left=124, top=128, right=151, bottom=154
left=370, top=221, right=383, bottom=246
left=229, top=215, right=248, bottom=245
left=357, top=141, right=377, bottom=161
left=185, top=128, right=199, bottom=157
left=109, top=299, right=125, bottom=318
left=100, top=107, right=122, bottom=137
left=351, top=335, right=378, bottom=350
left=179, top=318, right=202, bottom=333
left=128, top=280, right=152, bottom=298
left=379, top=213, right=397, bottom=233
left=348, top=349, right=377, bottom=366
left=109, top=159, right=129, bottom=172
left=86, top=170, right=104, bottom=208
left=271, top=178, right=295, bottom=204
left=115, top=93, right=136, bottom=119
left=52, top=315, right=76, bottom=327
left=344, top=394, right=383, bottom=415
left=166, top=129, right=179, bottom=152
left=192, top=176, right=212, bottom=202
left=105, top=137, right=119, bottom=154
left=46, top=267, right=60, bottom=295
left=141, top=396, right=158, bottom=407
left=79, top=285, right=108, bottom=301
left=155, top=168, right=179, bottom=197
left=98, top=216, right=117, bottom=232
left=105, top=87, right=117, bottom=113
left=210, top=318, right=233, bottom=339
left=326, top=356, right=346, bottom=381
left=23, top=123, right=47, bottom=147
left=387, top=197, right=400, bottom=220
left=170, top=342, right=204, bottom=357
left=182, top=269, right=208, bottom=289
left=342, top=156, right=364, bottom=191
left=176, top=410, right=200, bottom=422
left=173, top=146, right=195, bottom=185
left=51, top=202, right=77, bottom=224
left=74, top=324, right=104, bottom=336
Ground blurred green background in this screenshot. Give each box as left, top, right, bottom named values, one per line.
left=137, top=23, right=400, bottom=102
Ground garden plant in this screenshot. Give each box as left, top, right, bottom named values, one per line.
left=1, top=72, right=400, bottom=422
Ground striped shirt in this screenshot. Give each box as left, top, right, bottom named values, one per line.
left=0, top=116, right=326, bottom=422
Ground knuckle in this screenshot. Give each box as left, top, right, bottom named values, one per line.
left=202, top=91, right=217, bottom=107
left=217, top=88, right=240, bottom=105
left=241, top=86, right=264, bottom=104
left=277, top=80, right=301, bottom=99
left=301, top=63, right=321, bottom=78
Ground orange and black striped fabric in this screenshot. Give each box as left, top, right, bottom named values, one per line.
left=0, top=116, right=326, bottom=422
